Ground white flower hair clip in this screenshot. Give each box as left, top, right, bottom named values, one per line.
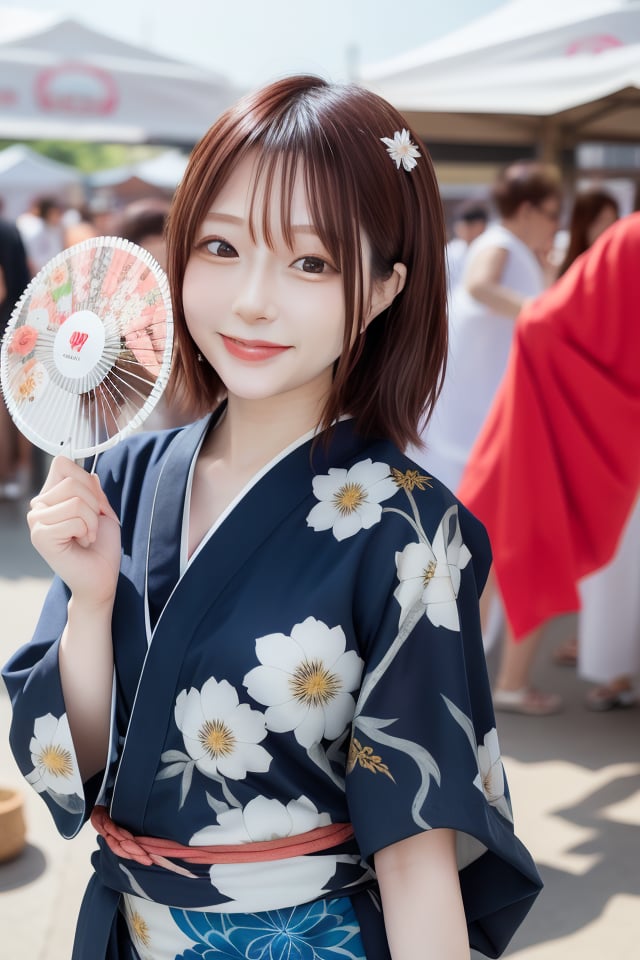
left=380, top=129, right=421, bottom=172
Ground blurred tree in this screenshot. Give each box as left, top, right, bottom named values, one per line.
left=0, top=141, right=162, bottom=173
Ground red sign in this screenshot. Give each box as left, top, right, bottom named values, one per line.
left=35, top=63, right=118, bottom=115
left=69, top=331, right=89, bottom=353
left=566, top=34, right=624, bottom=56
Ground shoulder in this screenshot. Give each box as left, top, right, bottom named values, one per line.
left=472, top=223, right=516, bottom=256
left=354, top=442, right=492, bottom=587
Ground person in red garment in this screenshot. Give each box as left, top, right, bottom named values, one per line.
left=458, top=213, right=640, bottom=712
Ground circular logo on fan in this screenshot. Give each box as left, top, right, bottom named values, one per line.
left=53, top=311, right=105, bottom=380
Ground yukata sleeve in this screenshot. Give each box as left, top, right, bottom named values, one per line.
left=345, top=481, right=542, bottom=958
left=2, top=579, right=119, bottom=841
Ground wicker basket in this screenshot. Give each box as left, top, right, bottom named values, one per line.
left=0, top=787, right=27, bottom=862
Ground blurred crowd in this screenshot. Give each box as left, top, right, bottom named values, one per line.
left=411, top=163, right=639, bottom=720
left=1, top=164, right=638, bottom=719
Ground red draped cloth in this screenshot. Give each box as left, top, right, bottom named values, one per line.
left=458, top=213, right=640, bottom=640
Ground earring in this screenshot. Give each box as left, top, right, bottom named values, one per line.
left=197, top=352, right=203, bottom=363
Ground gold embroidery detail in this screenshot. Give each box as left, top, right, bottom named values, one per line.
left=39, top=744, right=74, bottom=779
left=199, top=720, right=236, bottom=759
left=130, top=910, right=151, bottom=948
left=347, top=738, right=395, bottom=781
left=333, top=482, right=366, bottom=515
left=422, top=560, right=437, bottom=586
left=290, top=659, right=342, bottom=706
left=391, top=467, right=432, bottom=492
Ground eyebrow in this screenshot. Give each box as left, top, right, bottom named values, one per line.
left=203, top=212, right=319, bottom=234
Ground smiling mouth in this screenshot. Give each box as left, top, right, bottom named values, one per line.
left=220, top=334, right=291, bottom=361
left=225, top=336, right=288, bottom=348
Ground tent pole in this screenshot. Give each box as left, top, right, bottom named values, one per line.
left=536, top=120, right=560, bottom=166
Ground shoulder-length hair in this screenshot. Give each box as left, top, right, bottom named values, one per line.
left=166, top=75, right=447, bottom=450
left=557, top=188, right=619, bottom=277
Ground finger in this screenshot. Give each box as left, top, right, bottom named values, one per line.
left=36, top=460, right=120, bottom=526
left=40, top=456, right=98, bottom=498
left=30, top=515, right=94, bottom=551
left=32, top=475, right=103, bottom=515
left=89, top=475, right=120, bottom=524
left=28, top=497, right=100, bottom=544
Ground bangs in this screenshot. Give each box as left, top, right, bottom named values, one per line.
left=245, top=134, right=357, bottom=277
left=245, top=119, right=365, bottom=370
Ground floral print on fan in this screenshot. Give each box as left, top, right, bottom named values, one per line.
left=7, top=325, right=39, bottom=357
left=12, top=358, right=49, bottom=404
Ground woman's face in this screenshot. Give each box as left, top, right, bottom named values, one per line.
left=586, top=204, right=618, bottom=247
left=182, top=153, right=362, bottom=408
left=525, top=197, right=562, bottom=253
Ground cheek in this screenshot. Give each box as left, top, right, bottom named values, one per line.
left=182, top=261, right=210, bottom=324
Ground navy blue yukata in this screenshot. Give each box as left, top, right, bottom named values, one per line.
left=3, top=410, right=541, bottom=959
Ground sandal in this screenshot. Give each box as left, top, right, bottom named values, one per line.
left=552, top=637, right=578, bottom=668
left=493, top=687, right=564, bottom=716
left=585, top=684, right=637, bottom=712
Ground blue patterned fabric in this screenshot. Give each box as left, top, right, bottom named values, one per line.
left=170, top=898, right=365, bottom=960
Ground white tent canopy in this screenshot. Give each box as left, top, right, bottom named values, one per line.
left=0, top=8, right=239, bottom=144
left=0, top=143, right=83, bottom=218
left=361, top=0, right=640, bottom=152
left=89, top=150, right=189, bottom=191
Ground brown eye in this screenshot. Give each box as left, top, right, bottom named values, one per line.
left=206, top=240, right=238, bottom=258
left=292, top=256, right=327, bottom=274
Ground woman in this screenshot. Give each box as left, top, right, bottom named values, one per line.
left=557, top=187, right=619, bottom=278
left=413, top=161, right=562, bottom=493
left=458, top=214, right=640, bottom=716
left=3, top=77, right=540, bottom=959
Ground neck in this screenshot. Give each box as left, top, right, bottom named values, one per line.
left=207, top=387, right=330, bottom=474
left=500, top=217, right=532, bottom=248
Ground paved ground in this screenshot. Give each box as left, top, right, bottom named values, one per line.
left=1, top=495, right=639, bottom=959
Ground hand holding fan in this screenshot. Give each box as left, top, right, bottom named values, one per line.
left=0, top=236, right=173, bottom=460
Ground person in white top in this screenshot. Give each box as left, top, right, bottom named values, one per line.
left=412, top=161, right=561, bottom=495
left=445, top=201, right=488, bottom=296
left=410, top=162, right=563, bottom=716
left=17, top=197, right=65, bottom=274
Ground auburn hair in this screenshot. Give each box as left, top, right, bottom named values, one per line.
left=166, top=75, right=447, bottom=450
left=557, top=188, right=619, bottom=277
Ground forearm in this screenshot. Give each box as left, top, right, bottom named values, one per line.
left=465, top=279, right=525, bottom=319
left=59, top=596, right=114, bottom=782
left=376, top=829, right=469, bottom=960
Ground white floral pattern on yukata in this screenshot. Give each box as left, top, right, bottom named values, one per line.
left=26, top=712, right=83, bottom=813
left=190, top=795, right=330, bottom=845
left=307, top=461, right=506, bottom=834
left=156, top=678, right=272, bottom=808
left=306, top=459, right=398, bottom=541
left=244, top=617, right=364, bottom=748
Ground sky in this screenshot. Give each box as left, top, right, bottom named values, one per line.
left=6, top=0, right=506, bottom=86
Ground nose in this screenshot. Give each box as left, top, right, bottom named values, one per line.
left=232, top=257, right=277, bottom=325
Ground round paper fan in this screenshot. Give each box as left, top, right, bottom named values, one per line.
left=0, top=236, right=173, bottom=459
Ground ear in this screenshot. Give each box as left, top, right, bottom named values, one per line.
left=363, top=263, right=407, bottom=330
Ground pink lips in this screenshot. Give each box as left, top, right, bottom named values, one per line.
left=220, top=335, right=291, bottom=362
